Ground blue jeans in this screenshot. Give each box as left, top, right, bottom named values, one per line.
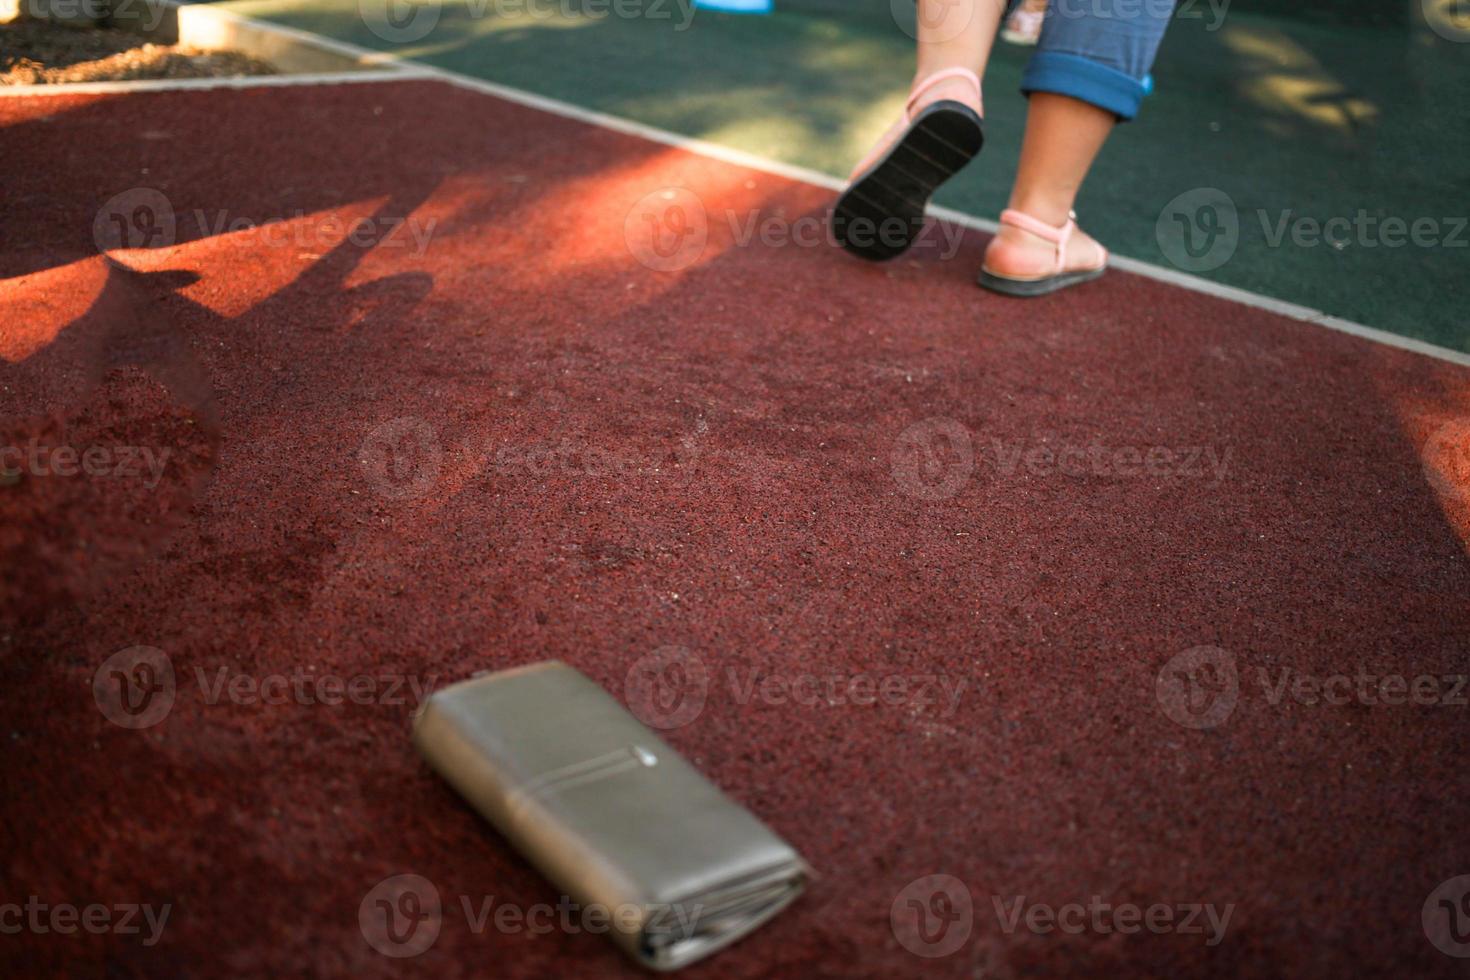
left=1017, top=0, right=1172, bottom=120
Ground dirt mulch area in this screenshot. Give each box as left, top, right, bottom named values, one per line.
left=1, top=17, right=276, bottom=84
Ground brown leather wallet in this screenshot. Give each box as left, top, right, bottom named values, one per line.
left=412, top=660, right=809, bottom=971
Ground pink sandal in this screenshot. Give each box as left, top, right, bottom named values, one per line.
left=832, top=67, right=985, bottom=262
left=978, top=208, right=1109, bottom=296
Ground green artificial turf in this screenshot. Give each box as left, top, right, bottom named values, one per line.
left=223, top=0, right=1469, bottom=351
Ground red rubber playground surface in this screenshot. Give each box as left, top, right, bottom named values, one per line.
left=3, top=77, right=1470, bottom=978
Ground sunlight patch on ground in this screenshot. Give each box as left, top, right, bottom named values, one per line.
left=1221, top=24, right=1379, bottom=136
left=1392, top=375, right=1470, bottom=555
left=106, top=198, right=398, bottom=319
left=0, top=256, right=108, bottom=362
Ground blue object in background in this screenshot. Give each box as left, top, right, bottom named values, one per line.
left=1142, top=74, right=1154, bottom=95
left=693, top=0, right=773, bottom=11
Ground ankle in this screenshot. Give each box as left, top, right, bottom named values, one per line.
left=1006, top=194, right=1073, bottom=228
left=908, top=67, right=983, bottom=116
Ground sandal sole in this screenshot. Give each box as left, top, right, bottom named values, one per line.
left=976, top=265, right=1107, bottom=297
left=832, top=101, right=984, bottom=263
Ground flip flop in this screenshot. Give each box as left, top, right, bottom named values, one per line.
left=832, top=67, right=985, bottom=263
left=977, top=208, right=1109, bottom=296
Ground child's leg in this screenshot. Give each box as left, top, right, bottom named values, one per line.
left=856, top=0, right=1004, bottom=172
left=835, top=0, right=1004, bottom=260
left=1008, top=93, right=1113, bottom=227
left=912, top=0, right=1008, bottom=111
left=985, top=0, right=1171, bottom=278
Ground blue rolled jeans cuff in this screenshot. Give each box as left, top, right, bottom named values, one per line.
left=1021, top=51, right=1147, bottom=120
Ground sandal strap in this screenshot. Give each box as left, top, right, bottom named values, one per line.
left=906, top=67, right=982, bottom=119
left=999, top=208, right=1078, bottom=274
